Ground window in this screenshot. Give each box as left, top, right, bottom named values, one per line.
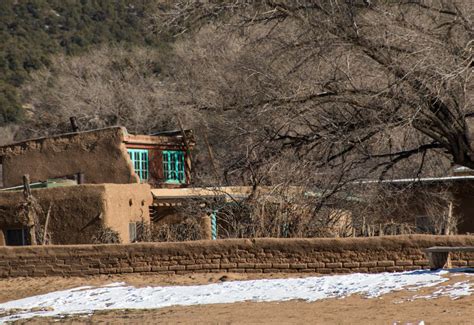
left=5, top=228, right=29, bottom=246
left=129, top=222, right=137, bottom=242
left=127, top=149, right=149, bottom=182
left=162, top=151, right=185, bottom=184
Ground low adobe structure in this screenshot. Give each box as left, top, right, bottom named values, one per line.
left=0, top=183, right=152, bottom=245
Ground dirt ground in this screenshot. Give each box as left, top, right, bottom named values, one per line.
left=2, top=272, right=474, bottom=324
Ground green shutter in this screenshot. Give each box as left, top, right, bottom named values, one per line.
left=127, top=149, right=149, bottom=181
left=162, top=150, right=185, bottom=184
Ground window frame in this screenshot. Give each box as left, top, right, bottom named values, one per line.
left=127, top=149, right=149, bottom=182
left=5, top=228, right=29, bottom=246
left=162, top=150, right=186, bottom=184
left=129, top=222, right=137, bottom=242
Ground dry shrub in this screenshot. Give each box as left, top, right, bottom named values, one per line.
left=208, top=188, right=354, bottom=239
left=151, top=217, right=203, bottom=242
left=92, top=227, right=121, bottom=244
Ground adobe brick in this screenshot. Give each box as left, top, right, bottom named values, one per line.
left=289, top=264, right=307, bottom=269
left=100, top=268, right=118, bottom=274
left=200, top=264, right=220, bottom=269
left=326, top=262, right=342, bottom=268
left=185, top=264, right=203, bottom=270
left=272, top=263, right=290, bottom=269
left=414, top=260, right=429, bottom=266
left=169, top=265, right=186, bottom=271
left=263, top=269, right=284, bottom=273
left=316, top=268, right=332, bottom=274
left=151, top=266, right=169, bottom=271
left=360, top=261, right=377, bottom=267
left=255, top=263, right=272, bottom=269
left=159, top=271, right=177, bottom=275
left=343, top=262, right=359, bottom=268
left=395, top=260, right=413, bottom=266
left=133, top=266, right=151, bottom=272
left=237, top=263, right=255, bottom=269
left=377, top=261, right=395, bottom=267
left=119, top=267, right=134, bottom=273
left=83, top=269, right=101, bottom=275
left=176, top=270, right=190, bottom=275
left=307, top=262, right=325, bottom=268
left=228, top=269, right=246, bottom=273
left=220, top=263, right=237, bottom=269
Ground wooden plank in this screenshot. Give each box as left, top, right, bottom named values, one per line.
left=425, top=246, right=474, bottom=253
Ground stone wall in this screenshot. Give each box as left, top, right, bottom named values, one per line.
left=1, top=235, right=474, bottom=278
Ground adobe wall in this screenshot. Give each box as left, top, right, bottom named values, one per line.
left=0, top=235, right=473, bottom=278
left=0, top=184, right=152, bottom=245
left=0, top=185, right=105, bottom=245
left=102, top=183, right=153, bottom=242
left=0, top=127, right=139, bottom=188
left=452, top=182, right=474, bottom=234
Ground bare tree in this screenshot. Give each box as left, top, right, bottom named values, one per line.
left=20, top=46, right=187, bottom=138
left=159, top=0, right=473, bottom=178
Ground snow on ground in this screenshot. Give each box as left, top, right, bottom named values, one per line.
left=0, top=269, right=472, bottom=323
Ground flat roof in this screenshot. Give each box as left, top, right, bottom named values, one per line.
left=355, top=175, right=474, bottom=184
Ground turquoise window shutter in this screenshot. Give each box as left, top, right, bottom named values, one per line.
left=162, top=150, right=185, bottom=184
left=127, top=149, right=149, bottom=181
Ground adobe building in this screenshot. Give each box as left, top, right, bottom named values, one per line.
left=0, top=126, right=194, bottom=188
left=350, top=174, right=474, bottom=236
left=0, top=126, right=195, bottom=245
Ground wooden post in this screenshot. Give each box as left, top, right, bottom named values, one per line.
left=77, top=172, right=85, bottom=184
left=176, top=116, right=192, bottom=183
left=445, top=201, right=453, bottom=235
left=23, top=174, right=31, bottom=199
left=23, top=174, right=37, bottom=245
left=42, top=204, right=52, bottom=245
left=70, top=116, right=80, bottom=132
left=204, top=130, right=221, bottom=185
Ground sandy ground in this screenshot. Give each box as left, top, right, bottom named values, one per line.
left=2, top=272, right=474, bottom=324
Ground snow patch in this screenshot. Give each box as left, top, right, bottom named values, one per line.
left=0, top=270, right=470, bottom=323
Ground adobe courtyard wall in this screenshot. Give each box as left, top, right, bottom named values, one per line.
left=0, top=127, right=139, bottom=188
left=0, top=235, right=473, bottom=278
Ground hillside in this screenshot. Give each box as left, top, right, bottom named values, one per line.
left=0, top=0, right=163, bottom=125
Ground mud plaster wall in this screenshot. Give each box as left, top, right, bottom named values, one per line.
left=0, top=184, right=152, bottom=245
left=0, top=127, right=139, bottom=188
left=452, top=182, right=474, bottom=234
left=0, top=235, right=473, bottom=278
left=102, top=184, right=153, bottom=243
